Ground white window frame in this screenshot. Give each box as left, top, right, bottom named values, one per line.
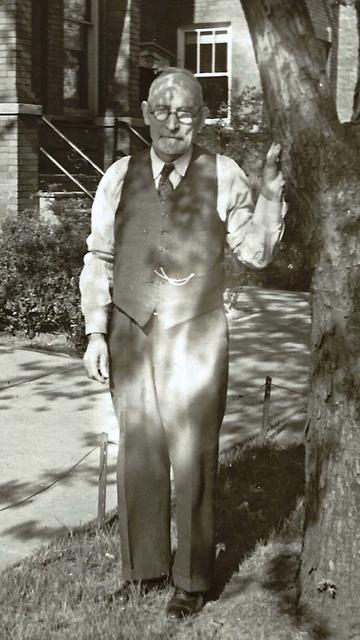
left=63, top=0, right=99, bottom=115
left=177, top=24, right=232, bottom=122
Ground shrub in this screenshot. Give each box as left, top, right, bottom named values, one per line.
left=0, top=199, right=91, bottom=352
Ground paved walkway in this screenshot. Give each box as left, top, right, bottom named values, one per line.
left=0, top=288, right=310, bottom=573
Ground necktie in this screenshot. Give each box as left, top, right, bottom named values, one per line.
left=158, top=163, right=175, bottom=215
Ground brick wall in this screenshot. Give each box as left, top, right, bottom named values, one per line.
left=0, top=0, right=18, bottom=102
left=305, top=0, right=331, bottom=41
left=18, top=114, right=40, bottom=212
left=129, top=0, right=141, bottom=115
left=0, top=115, right=19, bottom=217
left=0, top=112, right=40, bottom=218
left=328, top=2, right=339, bottom=97
left=0, top=1, right=39, bottom=219
left=337, top=4, right=358, bottom=122
left=15, top=0, right=35, bottom=103
left=0, top=0, right=37, bottom=103
left=305, top=0, right=339, bottom=97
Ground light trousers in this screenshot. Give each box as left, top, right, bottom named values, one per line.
left=108, top=305, right=229, bottom=591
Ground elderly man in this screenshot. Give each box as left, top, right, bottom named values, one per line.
left=80, top=67, right=285, bottom=618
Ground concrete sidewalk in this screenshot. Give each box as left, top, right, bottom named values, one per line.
left=222, top=287, right=310, bottom=449
left=0, top=288, right=310, bottom=573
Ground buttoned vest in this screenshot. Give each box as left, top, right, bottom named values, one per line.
left=113, top=145, right=226, bottom=328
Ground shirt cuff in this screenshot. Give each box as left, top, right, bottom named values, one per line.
left=254, top=193, right=286, bottom=227
left=259, top=185, right=283, bottom=202
left=84, top=308, right=109, bottom=336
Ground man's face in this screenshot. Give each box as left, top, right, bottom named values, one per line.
left=141, top=74, right=208, bottom=162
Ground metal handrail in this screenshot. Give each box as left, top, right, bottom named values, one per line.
left=40, top=147, right=94, bottom=200
left=41, top=116, right=104, bottom=176
left=116, top=118, right=150, bottom=147
left=40, top=116, right=149, bottom=196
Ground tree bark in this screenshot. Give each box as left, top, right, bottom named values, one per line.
left=239, top=1, right=360, bottom=638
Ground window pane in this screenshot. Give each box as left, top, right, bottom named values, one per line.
left=63, top=0, right=92, bottom=110
left=199, top=76, right=228, bottom=118
left=64, top=0, right=90, bottom=21
left=214, top=30, right=228, bottom=42
left=200, top=43, right=212, bottom=73
left=199, top=31, right=213, bottom=44
left=64, top=48, right=88, bottom=108
left=185, top=44, right=197, bottom=73
left=215, top=42, right=227, bottom=72
left=64, top=21, right=85, bottom=51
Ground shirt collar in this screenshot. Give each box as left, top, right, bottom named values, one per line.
left=150, top=146, right=193, bottom=180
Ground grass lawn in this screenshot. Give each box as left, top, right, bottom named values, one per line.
left=0, top=437, right=310, bottom=640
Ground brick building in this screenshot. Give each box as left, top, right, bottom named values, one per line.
left=0, top=0, right=356, bottom=218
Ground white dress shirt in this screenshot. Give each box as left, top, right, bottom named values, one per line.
left=80, top=146, right=286, bottom=334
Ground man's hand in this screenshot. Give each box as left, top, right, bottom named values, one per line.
left=83, top=333, right=109, bottom=384
left=261, top=142, right=284, bottom=201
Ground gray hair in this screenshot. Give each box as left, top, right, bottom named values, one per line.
left=148, top=67, right=204, bottom=106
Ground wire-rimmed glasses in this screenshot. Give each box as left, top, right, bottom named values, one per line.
left=149, top=106, right=202, bottom=125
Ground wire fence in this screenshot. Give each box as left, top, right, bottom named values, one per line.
left=1, top=382, right=307, bottom=515
left=0, top=440, right=118, bottom=514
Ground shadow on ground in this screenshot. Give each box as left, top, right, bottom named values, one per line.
left=211, top=439, right=333, bottom=638
left=213, top=440, right=305, bottom=596
left=262, top=550, right=334, bottom=640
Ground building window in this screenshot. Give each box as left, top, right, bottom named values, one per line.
left=63, top=0, right=98, bottom=112
left=178, top=26, right=231, bottom=119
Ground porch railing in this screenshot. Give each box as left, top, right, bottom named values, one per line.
left=40, top=116, right=104, bottom=200
left=39, top=146, right=96, bottom=200
left=116, top=118, right=150, bottom=147
left=40, top=116, right=150, bottom=199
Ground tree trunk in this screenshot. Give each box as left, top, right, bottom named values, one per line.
left=239, top=1, right=360, bottom=637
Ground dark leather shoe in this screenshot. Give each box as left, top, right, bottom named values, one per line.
left=166, top=587, right=205, bottom=619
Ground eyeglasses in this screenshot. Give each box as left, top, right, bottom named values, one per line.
left=148, top=106, right=202, bottom=125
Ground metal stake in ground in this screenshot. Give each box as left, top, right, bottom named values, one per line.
left=97, top=432, right=108, bottom=529
left=261, top=376, right=272, bottom=437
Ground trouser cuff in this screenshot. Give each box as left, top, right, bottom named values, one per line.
left=172, top=572, right=211, bottom=592
left=122, top=563, right=170, bottom=582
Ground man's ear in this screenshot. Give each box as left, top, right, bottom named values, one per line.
left=142, top=101, right=151, bottom=126
left=199, top=105, right=209, bottom=128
